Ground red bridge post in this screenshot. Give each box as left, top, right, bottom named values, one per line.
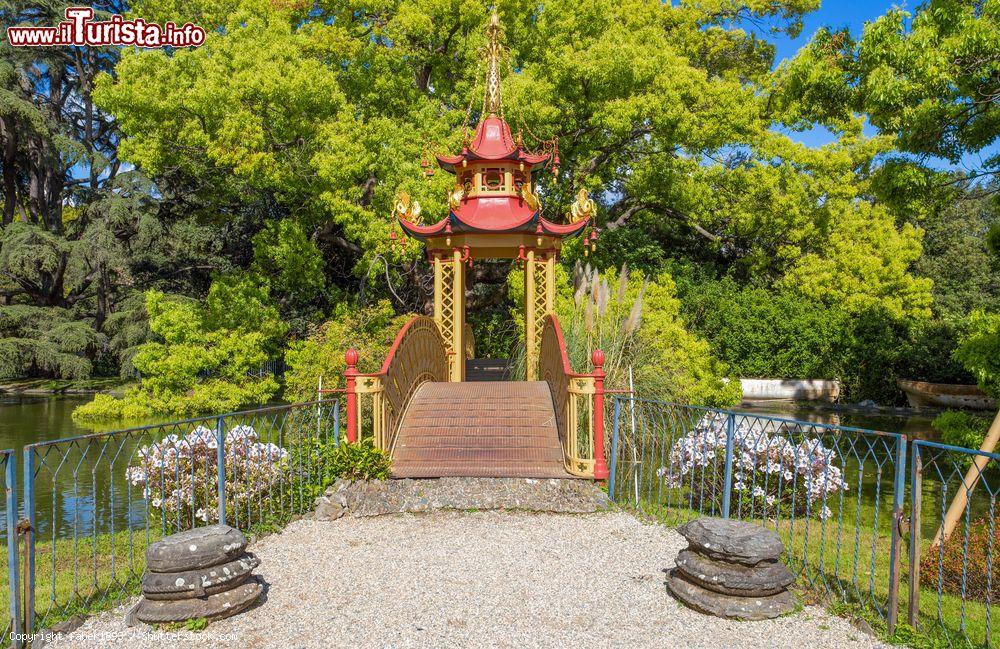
left=592, top=349, right=609, bottom=480
left=345, top=348, right=359, bottom=444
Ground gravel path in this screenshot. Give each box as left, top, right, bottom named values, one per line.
left=52, top=512, right=887, bottom=649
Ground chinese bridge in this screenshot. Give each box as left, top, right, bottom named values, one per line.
left=339, top=14, right=608, bottom=481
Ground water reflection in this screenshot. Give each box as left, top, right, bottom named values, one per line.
left=737, top=400, right=941, bottom=441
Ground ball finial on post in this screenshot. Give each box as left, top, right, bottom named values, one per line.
left=345, top=348, right=359, bottom=368
left=591, top=348, right=605, bottom=370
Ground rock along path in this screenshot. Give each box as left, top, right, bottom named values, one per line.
left=52, top=511, right=887, bottom=649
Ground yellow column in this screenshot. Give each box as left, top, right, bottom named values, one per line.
left=452, top=248, right=466, bottom=382
left=525, top=250, right=537, bottom=380
left=433, top=254, right=443, bottom=328
left=545, top=253, right=556, bottom=314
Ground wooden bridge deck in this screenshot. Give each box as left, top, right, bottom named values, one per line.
left=391, top=381, right=570, bottom=478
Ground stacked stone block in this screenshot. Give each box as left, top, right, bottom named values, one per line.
left=667, top=518, right=797, bottom=620
left=134, top=525, right=263, bottom=624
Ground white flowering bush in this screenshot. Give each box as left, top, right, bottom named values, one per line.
left=125, top=424, right=289, bottom=531
left=660, top=413, right=849, bottom=520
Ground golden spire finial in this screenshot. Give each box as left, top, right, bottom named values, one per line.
left=483, top=11, right=503, bottom=116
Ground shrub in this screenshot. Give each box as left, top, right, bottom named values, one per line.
left=674, top=272, right=975, bottom=404
left=283, top=300, right=413, bottom=402
left=293, top=437, right=392, bottom=498
left=326, top=439, right=392, bottom=481
left=125, top=424, right=289, bottom=532
left=921, top=516, right=1000, bottom=603
left=662, top=413, right=849, bottom=520
left=74, top=277, right=286, bottom=422
left=933, top=410, right=992, bottom=451
left=676, top=275, right=851, bottom=382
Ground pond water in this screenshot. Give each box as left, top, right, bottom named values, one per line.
left=737, top=400, right=942, bottom=441
left=0, top=394, right=183, bottom=539
left=0, top=394, right=99, bottom=452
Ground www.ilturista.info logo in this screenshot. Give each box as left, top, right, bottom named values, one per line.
left=7, top=7, right=206, bottom=48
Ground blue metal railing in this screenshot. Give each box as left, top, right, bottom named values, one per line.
left=13, top=399, right=339, bottom=639
left=3, top=396, right=1000, bottom=646
left=908, top=439, right=1000, bottom=647
left=609, top=399, right=907, bottom=630
left=1, top=449, right=20, bottom=647
left=608, top=397, right=1000, bottom=646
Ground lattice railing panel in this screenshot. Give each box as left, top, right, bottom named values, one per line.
left=439, top=260, right=456, bottom=355
left=539, top=314, right=596, bottom=477
left=532, top=259, right=551, bottom=354
left=355, top=316, right=448, bottom=453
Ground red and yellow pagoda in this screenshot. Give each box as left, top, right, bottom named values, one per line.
left=395, top=12, right=594, bottom=381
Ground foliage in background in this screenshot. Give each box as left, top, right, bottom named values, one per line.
left=915, top=188, right=1000, bottom=319
left=673, top=271, right=974, bottom=404
left=777, top=0, right=998, bottom=180
left=676, top=275, right=849, bottom=381
left=954, top=311, right=1000, bottom=401
left=0, top=304, right=103, bottom=380
left=932, top=410, right=992, bottom=453
left=1, top=0, right=996, bottom=409
left=509, top=264, right=740, bottom=407
left=283, top=300, right=413, bottom=402
left=73, top=278, right=285, bottom=421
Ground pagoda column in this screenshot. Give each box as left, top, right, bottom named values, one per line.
left=452, top=247, right=466, bottom=382
left=432, top=251, right=466, bottom=382
left=524, top=250, right=556, bottom=380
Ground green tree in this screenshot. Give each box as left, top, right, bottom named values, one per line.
left=777, top=0, right=999, bottom=181
left=283, top=300, right=413, bottom=402
left=74, top=277, right=286, bottom=421
left=93, top=0, right=933, bottom=322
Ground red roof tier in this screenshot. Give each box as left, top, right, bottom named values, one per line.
left=437, top=116, right=551, bottom=172
left=398, top=212, right=587, bottom=241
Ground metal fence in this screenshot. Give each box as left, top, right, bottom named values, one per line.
left=1, top=449, right=21, bottom=646
left=3, top=395, right=1000, bottom=646
left=909, top=440, right=1000, bottom=647
left=609, top=399, right=907, bottom=630
left=9, top=399, right=338, bottom=640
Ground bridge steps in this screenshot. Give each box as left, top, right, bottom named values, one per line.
left=391, top=381, right=570, bottom=479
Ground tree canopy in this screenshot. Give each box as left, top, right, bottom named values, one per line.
left=2, top=0, right=998, bottom=412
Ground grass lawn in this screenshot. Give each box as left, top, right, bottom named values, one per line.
left=0, top=528, right=155, bottom=632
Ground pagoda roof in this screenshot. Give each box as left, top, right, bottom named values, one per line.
left=437, top=115, right=550, bottom=173
left=398, top=200, right=587, bottom=241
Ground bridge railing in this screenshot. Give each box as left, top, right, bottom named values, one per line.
left=345, top=315, right=449, bottom=453
left=538, top=314, right=609, bottom=479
